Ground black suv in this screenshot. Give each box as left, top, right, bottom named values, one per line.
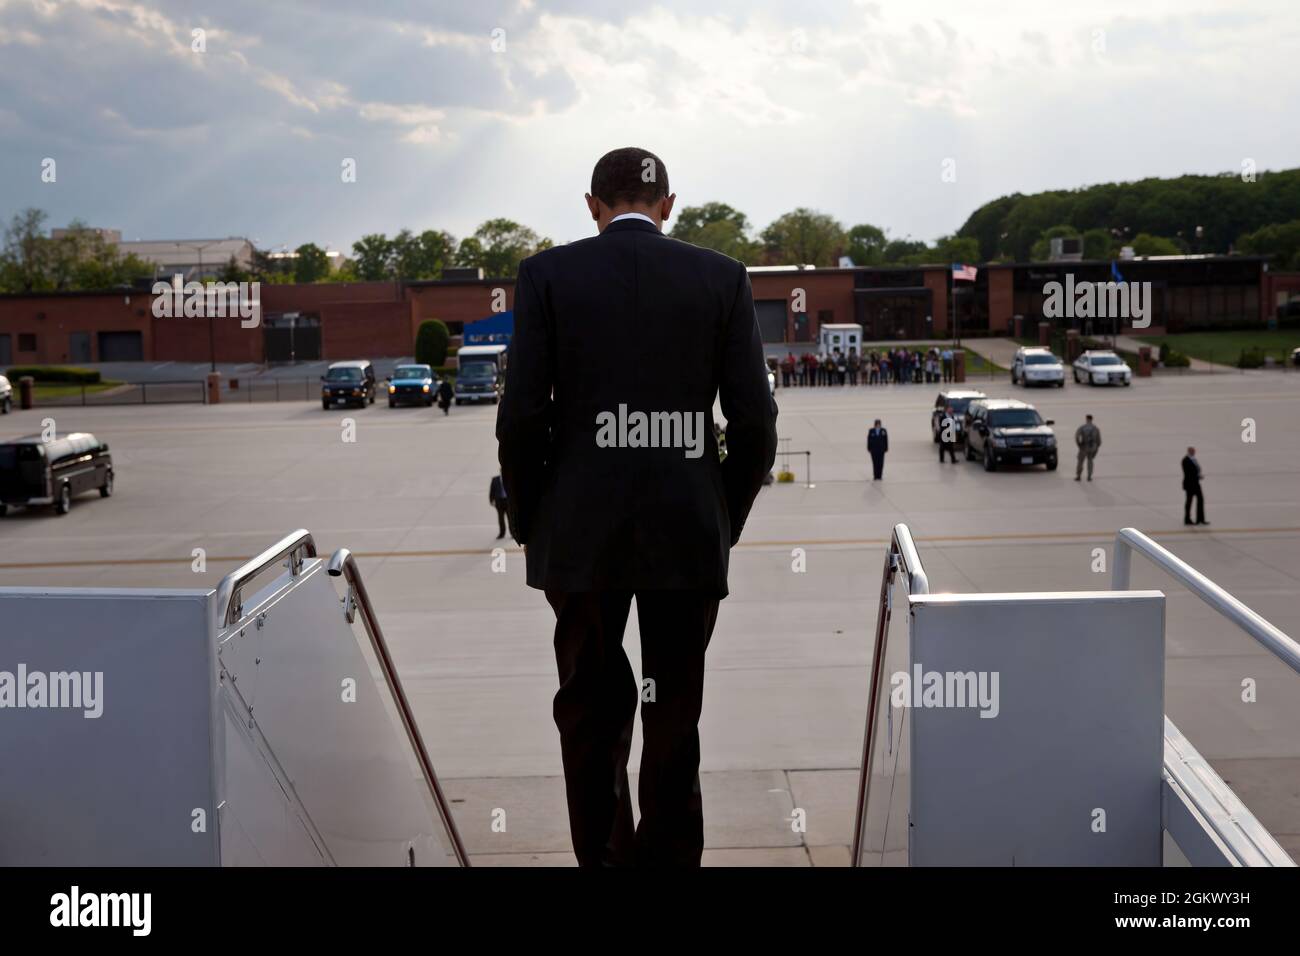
left=0, top=432, right=114, bottom=516
left=930, top=389, right=986, bottom=443
left=964, top=398, right=1058, bottom=471
left=321, top=360, right=376, bottom=409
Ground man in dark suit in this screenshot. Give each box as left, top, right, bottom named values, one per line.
left=488, top=474, right=509, bottom=539
left=867, top=419, right=889, bottom=479
left=1182, top=446, right=1208, bottom=526
left=938, top=406, right=959, bottom=464
left=496, top=147, right=778, bottom=867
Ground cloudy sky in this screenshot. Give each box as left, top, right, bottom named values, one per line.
left=1, top=0, right=1297, bottom=253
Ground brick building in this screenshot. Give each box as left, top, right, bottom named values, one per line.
left=1, top=256, right=1294, bottom=367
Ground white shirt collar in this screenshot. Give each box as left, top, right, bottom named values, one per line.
left=610, top=212, right=658, bottom=227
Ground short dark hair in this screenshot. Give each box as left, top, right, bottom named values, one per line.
left=590, top=147, right=669, bottom=207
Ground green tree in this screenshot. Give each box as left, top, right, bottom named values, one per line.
left=325, top=258, right=360, bottom=283
left=1081, top=228, right=1113, bottom=260
left=249, top=248, right=295, bottom=284
left=0, top=208, right=52, bottom=291
left=293, top=243, right=331, bottom=283
left=669, top=202, right=758, bottom=261
left=456, top=219, right=550, bottom=278
left=845, top=224, right=887, bottom=265
left=881, top=238, right=928, bottom=263
left=352, top=233, right=395, bottom=280
left=1129, top=233, right=1182, bottom=256
left=1238, top=218, right=1300, bottom=270
left=415, top=319, right=451, bottom=367
left=932, top=235, right=981, bottom=264
left=760, top=208, right=845, bottom=266
left=957, top=168, right=1300, bottom=261
left=0, top=213, right=152, bottom=292
left=394, top=229, right=456, bottom=279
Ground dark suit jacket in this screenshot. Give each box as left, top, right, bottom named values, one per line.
left=495, top=217, right=778, bottom=597
left=867, top=428, right=889, bottom=456
left=489, top=475, right=507, bottom=503
left=1181, top=455, right=1202, bottom=491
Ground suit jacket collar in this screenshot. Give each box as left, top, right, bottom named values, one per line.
left=602, top=217, right=662, bottom=236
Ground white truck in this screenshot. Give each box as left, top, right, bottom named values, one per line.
left=817, top=323, right=863, bottom=358
left=454, top=344, right=508, bottom=405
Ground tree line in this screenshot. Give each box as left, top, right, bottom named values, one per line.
left=956, top=167, right=1300, bottom=267
left=4, top=165, right=1300, bottom=293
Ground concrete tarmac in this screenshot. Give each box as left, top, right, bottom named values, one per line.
left=2, top=369, right=1298, bottom=865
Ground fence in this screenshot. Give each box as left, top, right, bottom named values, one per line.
left=228, top=378, right=321, bottom=403
left=34, top=380, right=206, bottom=406
left=28, top=377, right=333, bottom=407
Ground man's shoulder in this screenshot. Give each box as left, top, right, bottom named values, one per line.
left=519, top=232, right=743, bottom=282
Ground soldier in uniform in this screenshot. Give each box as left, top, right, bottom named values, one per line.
left=1074, top=414, right=1101, bottom=481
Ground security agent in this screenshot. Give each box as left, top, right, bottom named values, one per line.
left=938, top=406, right=959, bottom=464
left=867, top=419, right=889, bottom=479
left=1182, top=446, right=1208, bottom=526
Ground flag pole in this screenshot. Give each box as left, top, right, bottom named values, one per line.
left=952, top=266, right=960, bottom=348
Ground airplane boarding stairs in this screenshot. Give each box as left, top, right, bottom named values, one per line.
left=0, top=530, right=468, bottom=866
left=0, top=524, right=1295, bottom=866
left=850, top=525, right=1297, bottom=867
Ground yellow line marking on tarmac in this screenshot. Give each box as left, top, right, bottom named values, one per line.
left=4, top=526, right=1299, bottom=571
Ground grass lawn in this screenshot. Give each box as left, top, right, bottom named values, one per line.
left=32, top=380, right=123, bottom=400
left=1138, top=331, right=1300, bottom=365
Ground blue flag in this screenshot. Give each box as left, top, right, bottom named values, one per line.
left=1111, top=261, right=1125, bottom=284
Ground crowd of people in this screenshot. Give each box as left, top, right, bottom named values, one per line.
left=773, top=346, right=958, bottom=387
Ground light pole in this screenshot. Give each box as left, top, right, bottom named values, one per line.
left=176, top=240, right=224, bottom=372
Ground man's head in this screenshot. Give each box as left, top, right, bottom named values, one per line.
left=1188, top=446, right=1196, bottom=456
left=586, top=147, right=675, bottom=232
left=873, top=419, right=882, bottom=427
left=1086, top=414, right=1093, bottom=423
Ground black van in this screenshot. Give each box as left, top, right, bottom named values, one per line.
left=0, top=433, right=114, bottom=516
left=321, top=360, right=377, bottom=409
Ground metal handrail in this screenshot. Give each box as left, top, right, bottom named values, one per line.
left=214, top=529, right=316, bottom=628
left=1163, top=716, right=1295, bottom=866
left=327, top=547, right=471, bottom=868
left=1112, top=527, right=1300, bottom=677
left=850, top=523, right=929, bottom=866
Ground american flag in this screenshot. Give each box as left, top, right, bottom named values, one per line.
left=951, top=263, right=978, bottom=282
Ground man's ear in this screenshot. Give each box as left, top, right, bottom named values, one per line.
left=585, top=193, right=601, bottom=221
left=661, top=193, right=676, bottom=222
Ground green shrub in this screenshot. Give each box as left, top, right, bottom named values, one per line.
left=1237, top=347, right=1266, bottom=369
left=6, top=365, right=102, bottom=384
left=415, top=319, right=450, bottom=367
left=1162, top=350, right=1191, bottom=368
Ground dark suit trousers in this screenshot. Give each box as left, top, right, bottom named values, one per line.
left=870, top=451, right=885, bottom=479
left=493, top=500, right=507, bottom=537
left=545, top=589, right=719, bottom=867
left=1184, top=484, right=1205, bottom=523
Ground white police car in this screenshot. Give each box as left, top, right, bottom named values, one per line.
left=1072, top=350, right=1132, bottom=386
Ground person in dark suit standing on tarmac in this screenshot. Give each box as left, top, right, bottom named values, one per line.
left=1182, top=447, right=1208, bottom=525
left=496, top=147, right=778, bottom=868
left=938, top=405, right=959, bottom=464
left=867, top=419, right=889, bottom=479
left=488, top=474, right=509, bottom=539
